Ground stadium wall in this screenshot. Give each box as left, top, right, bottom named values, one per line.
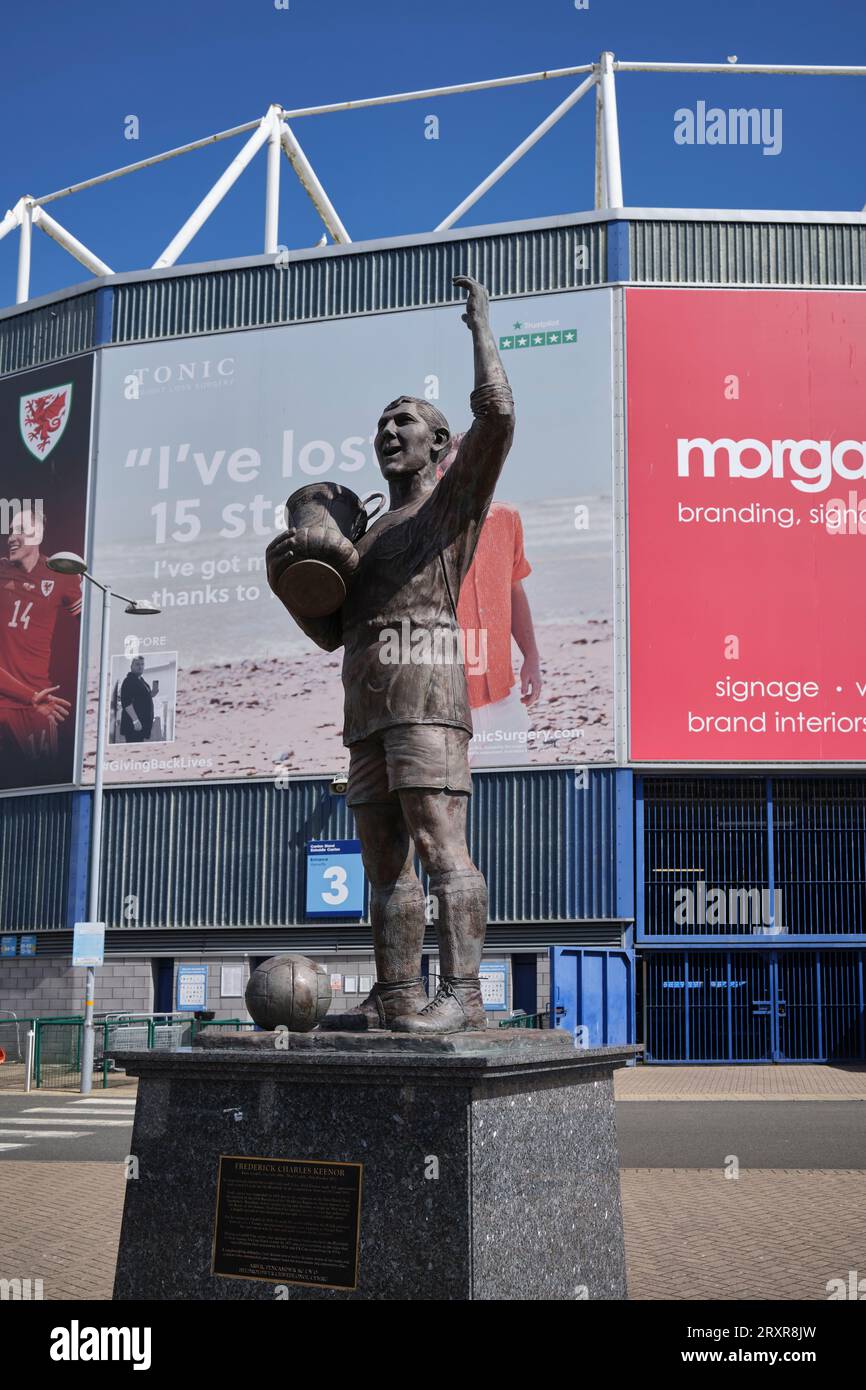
left=1, top=208, right=865, bottom=1052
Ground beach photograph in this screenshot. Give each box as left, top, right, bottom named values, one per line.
left=83, top=291, right=616, bottom=781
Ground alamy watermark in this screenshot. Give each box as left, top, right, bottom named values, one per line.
left=50, top=1323, right=151, bottom=1370
left=675, top=102, right=782, bottom=156
left=377, top=620, right=487, bottom=675
left=1, top=1276, right=44, bottom=1299
left=674, top=880, right=783, bottom=932
left=0, top=497, right=43, bottom=537
left=826, top=1269, right=866, bottom=1299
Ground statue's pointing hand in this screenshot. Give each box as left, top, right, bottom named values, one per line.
left=453, top=274, right=489, bottom=330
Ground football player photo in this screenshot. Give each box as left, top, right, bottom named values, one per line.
left=0, top=506, right=81, bottom=780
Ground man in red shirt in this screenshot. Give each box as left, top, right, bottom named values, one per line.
left=440, top=433, right=542, bottom=765
left=0, top=507, right=79, bottom=774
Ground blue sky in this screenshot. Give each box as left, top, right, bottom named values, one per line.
left=1, top=0, right=864, bottom=303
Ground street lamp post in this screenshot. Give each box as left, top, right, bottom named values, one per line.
left=47, top=552, right=159, bottom=1095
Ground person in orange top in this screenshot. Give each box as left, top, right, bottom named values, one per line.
left=440, top=433, right=542, bottom=764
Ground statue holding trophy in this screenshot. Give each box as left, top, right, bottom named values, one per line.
left=116, top=275, right=631, bottom=1308
left=273, top=482, right=385, bottom=618
left=266, top=276, right=515, bottom=1034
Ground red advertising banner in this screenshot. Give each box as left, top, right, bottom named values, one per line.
left=627, top=288, right=866, bottom=762
left=0, top=355, right=93, bottom=790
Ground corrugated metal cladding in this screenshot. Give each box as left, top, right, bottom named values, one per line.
left=111, top=225, right=606, bottom=342
left=640, top=775, right=866, bottom=937
left=29, top=922, right=623, bottom=959
left=4, top=215, right=866, bottom=369
left=96, top=769, right=623, bottom=930
left=631, top=220, right=866, bottom=287
left=472, top=767, right=621, bottom=922
left=0, top=792, right=71, bottom=931
left=0, top=294, right=94, bottom=375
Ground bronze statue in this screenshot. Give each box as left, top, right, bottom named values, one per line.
left=266, top=276, right=514, bottom=1033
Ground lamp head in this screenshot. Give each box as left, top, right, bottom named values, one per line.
left=47, top=551, right=87, bottom=576
left=124, top=600, right=161, bottom=616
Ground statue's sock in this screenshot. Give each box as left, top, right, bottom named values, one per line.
left=370, top=876, right=426, bottom=983
left=427, top=868, right=487, bottom=980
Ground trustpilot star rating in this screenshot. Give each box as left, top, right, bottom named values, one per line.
left=499, top=329, right=577, bottom=350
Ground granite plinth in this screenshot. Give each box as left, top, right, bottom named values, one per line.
left=112, top=1031, right=634, bottom=1301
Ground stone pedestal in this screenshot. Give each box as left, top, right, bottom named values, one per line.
left=112, top=1030, right=634, bottom=1301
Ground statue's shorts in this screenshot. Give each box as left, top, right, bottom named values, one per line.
left=346, top=724, right=472, bottom=806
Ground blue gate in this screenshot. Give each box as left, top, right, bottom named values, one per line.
left=643, top=949, right=866, bottom=1062
left=638, top=775, right=866, bottom=940
left=550, top=947, right=635, bottom=1047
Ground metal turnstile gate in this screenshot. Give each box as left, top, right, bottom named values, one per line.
left=644, top=950, right=865, bottom=1063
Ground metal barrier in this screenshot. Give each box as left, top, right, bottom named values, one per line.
left=0, top=1013, right=253, bottom=1090
left=96, top=1015, right=186, bottom=1081
left=99, top=1015, right=252, bottom=1085
left=0, top=1016, right=33, bottom=1091
left=644, top=949, right=866, bottom=1063
left=188, top=1018, right=253, bottom=1041
left=34, top=1017, right=86, bottom=1090
left=499, top=1011, right=547, bottom=1029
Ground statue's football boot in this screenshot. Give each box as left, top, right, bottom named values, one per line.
left=318, top=978, right=428, bottom=1031
left=392, top=976, right=485, bottom=1034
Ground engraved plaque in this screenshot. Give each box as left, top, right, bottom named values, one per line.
left=212, top=1155, right=362, bottom=1290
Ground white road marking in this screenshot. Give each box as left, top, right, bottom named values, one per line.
left=68, top=1097, right=137, bottom=1106
left=24, top=1104, right=134, bottom=1113
left=8, top=1116, right=131, bottom=1127
left=0, top=1096, right=135, bottom=1152
left=0, top=1129, right=89, bottom=1139
left=56, top=1104, right=136, bottom=1113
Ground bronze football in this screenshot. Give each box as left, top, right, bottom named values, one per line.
left=245, top=954, right=332, bottom=1032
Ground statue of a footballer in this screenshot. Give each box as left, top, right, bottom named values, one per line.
left=266, top=276, right=515, bottom=1034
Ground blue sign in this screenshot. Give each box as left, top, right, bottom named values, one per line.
left=1, top=936, right=17, bottom=958
left=19, top=935, right=37, bottom=958
left=176, top=964, right=209, bottom=1012
left=480, top=959, right=510, bottom=1011
left=306, top=840, right=365, bottom=919
left=72, top=922, right=105, bottom=967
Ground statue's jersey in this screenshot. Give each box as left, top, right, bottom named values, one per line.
left=337, top=383, right=514, bottom=747
left=0, top=557, right=82, bottom=703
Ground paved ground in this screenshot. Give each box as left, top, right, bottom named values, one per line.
left=622, top=1168, right=866, bottom=1301
left=616, top=1063, right=866, bottom=1101
left=0, top=1160, right=125, bottom=1300
left=617, top=1101, right=866, bottom=1167
left=3, top=1158, right=861, bottom=1302
left=616, top=1068, right=866, bottom=1299
left=0, top=1067, right=864, bottom=1301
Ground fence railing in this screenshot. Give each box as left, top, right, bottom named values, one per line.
left=0, top=1016, right=36, bottom=1091
left=498, top=1011, right=548, bottom=1030
left=0, top=1013, right=253, bottom=1091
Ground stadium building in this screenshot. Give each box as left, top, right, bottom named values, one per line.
left=1, top=63, right=865, bottom=1070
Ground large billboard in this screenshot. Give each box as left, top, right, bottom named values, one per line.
left=628, top=288, right=866, bottom=763
left=0, top=355, right=93, bottom=791
left=85, top=291, right=616, bottom=783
